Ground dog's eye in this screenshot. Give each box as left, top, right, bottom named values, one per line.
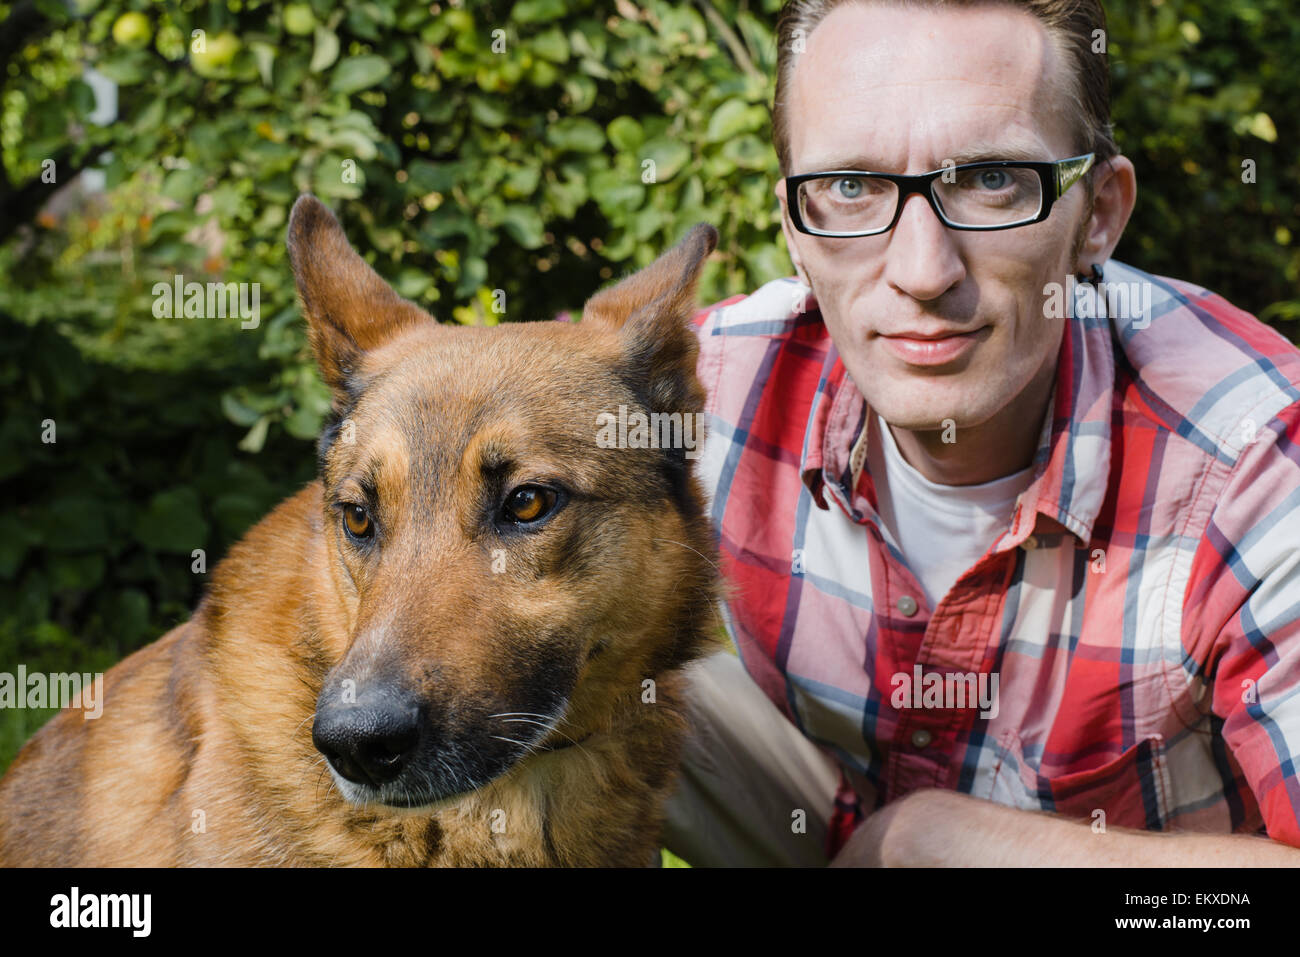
left=342, top=504, right=373, bottom=540
left=502, top=486, right=557, bottom=524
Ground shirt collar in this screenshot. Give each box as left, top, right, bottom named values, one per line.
left=799, top=273, right=1118, bottom=549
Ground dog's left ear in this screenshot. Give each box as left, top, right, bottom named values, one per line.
left=581, top=223, right=718, bottom=412
left=287, top=194, right=432, bottom=407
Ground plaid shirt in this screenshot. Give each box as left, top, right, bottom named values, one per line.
left=691, top=259, right=1300, bottom=858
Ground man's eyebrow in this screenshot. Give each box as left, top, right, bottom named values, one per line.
left=945, top=142, right=1052, bottom=165
left=798, top=142, right=1052, bottom=174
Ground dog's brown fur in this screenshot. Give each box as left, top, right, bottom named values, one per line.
left=0, top=196, right=721, bottom=866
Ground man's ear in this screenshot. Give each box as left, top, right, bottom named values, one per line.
left=581, top=223, right=717, bottom=414
left=774, top=178, right=812, bottom=287
left=1074, top=155, right=1137, bottom=272
left=286, top=194, right=432, bottom=408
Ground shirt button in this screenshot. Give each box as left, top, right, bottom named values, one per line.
left=1022, top=534, right=1039, bottom=550
left=897, top=595, right=918, bottom=617
left=911, top=729, right=933, bottom=749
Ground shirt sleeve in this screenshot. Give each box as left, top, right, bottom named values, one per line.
left=1196, top=399, right=1300, bottom=848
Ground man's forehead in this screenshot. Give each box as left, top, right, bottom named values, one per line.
left=787, top=2, right=1076, bottom=171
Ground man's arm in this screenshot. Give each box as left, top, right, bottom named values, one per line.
left=832, top=788, right=1300, bottom=866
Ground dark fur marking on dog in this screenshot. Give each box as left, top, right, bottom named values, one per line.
left=541, top=794, right=563, bottom=866
left=611, top=366, right=699, bottom=518
left=422, top=817, right=444, bottom=861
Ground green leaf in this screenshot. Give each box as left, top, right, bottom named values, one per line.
left=134, top=97, right=167, bottom=134
left=102, top=590, right=152, bottom=645
left=512, top=0, right=566, bottom=24
left=721, top=134, right=772, bottom=170
left=563, top=75, right=596, bottom=113
left=395, top=268, right=434, bottom=298
left=330, top=55, right=391, bottom=93
left=408, top=159, right=461, bottom=193
left=47, top=553, right=106, bottom=593
left=310, top=26, right=341, bottom=72
left=607, top=116, right=644, bottom=153
left=250, top=41, right=277, bottom=87
left=237, top=416, right=271, bottom=454
left=532, top=27, right=570, bottom=63
left=544, top=177, right=587, bottom=219
left=707, top=99, right=765, bottom=143
left=547, top=117, right=605, bottom=153
left=455, top=256, right=489, bottom=298
left=97, top=52, right=150, bottom=85
left=134, top=488, right=211, bottom=554
left=641, top=137, right=692, bottom=181
left=1244, top=112, right=1277, bottom=143
left=500, top=206, right=545, bottom=248
left=468, top=95, right=508, bottom=127
left=501, top=163, right=541, bottom=198
left=211, top=494, right=266, bottom=541
left=43, top=497, right=109, bottom=552
left=283, top=402, right=325, bottom=440
left=402, top=33, right=430, bottom=70
left=313, top=153, right=365, bottom=199
left=745, top=243, right=794, bottom=283
left=590, top=168, right=645, bottom=209
left=220, top=392, right=263, bottom=427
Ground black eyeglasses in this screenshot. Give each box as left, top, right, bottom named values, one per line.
left=785, top=153, right=1095, bottom=237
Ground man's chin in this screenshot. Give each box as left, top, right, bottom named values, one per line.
left=864, top=392, right=993, bottom=434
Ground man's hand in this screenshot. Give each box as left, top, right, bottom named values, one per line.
left=829, top=788, right=1300, bottom=867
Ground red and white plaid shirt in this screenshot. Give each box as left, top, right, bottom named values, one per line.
left=691, top=259, right=1300, bottom=857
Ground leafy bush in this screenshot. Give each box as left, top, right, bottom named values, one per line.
left=1108, top=0, right=1300, bottom=336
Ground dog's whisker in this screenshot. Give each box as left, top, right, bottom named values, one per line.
left=649, top=537, right=723, bottom=573
left=500, top=716, right=594, bottom=761
left=293, top=711, right=317, bottom=736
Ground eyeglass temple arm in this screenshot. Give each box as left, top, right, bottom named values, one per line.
left=1055, top=153, right=1096, bottom=197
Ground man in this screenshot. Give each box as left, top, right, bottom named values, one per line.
left=662, top=0, right=1300, bottom=866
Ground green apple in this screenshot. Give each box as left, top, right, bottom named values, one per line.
left=191, top=31, right=241, bottom=76
left=283, top=4, right=317, bottom=36
left=443, top=9, right=474, bottom=35
left=112, top=11, right=153, bottom=50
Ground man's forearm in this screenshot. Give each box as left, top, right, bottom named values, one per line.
left=836, top=789, right=1300, bottom=866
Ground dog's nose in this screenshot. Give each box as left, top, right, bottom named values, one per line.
left=312, top=699, right=421, bottom=787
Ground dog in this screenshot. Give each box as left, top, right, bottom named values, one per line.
left=0, top=196, right=722, bottom=866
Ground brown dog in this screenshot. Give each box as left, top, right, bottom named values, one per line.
left=0, top=196, right=721, bottom=866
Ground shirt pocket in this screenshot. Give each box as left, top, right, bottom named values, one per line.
left=987, top=729, right=1173, bottom=831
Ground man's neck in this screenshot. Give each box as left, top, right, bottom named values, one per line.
left=885, top=356, right=1058, bottom=487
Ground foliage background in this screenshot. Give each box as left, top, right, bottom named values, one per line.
left=0, top=0, right=1297, bottom=771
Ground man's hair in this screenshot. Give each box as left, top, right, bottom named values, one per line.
left=771, top=0, right=1119, bottom=178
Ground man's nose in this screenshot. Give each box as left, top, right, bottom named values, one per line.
left=312, top=689, right=422, bottom=787
left=884, top=192, right=966, bottom=300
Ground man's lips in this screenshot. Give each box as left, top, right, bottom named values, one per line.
left=877, top=326, right=990, bottom=366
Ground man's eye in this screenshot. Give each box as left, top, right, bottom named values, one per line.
left=502, top=485, right=558, bottom=525
left=974, top=169, right=1010, bottom=190
left=833, top=177, right=864, bottom=199
left=342, top=504, right=373, bottom=540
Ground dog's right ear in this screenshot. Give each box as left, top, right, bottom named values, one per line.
left=287, top=195, right=432, bottom=407
left=581, top=223, right=718, bottom=414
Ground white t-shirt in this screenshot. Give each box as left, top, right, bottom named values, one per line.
left=867, top=412, right=1036, bottom=610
